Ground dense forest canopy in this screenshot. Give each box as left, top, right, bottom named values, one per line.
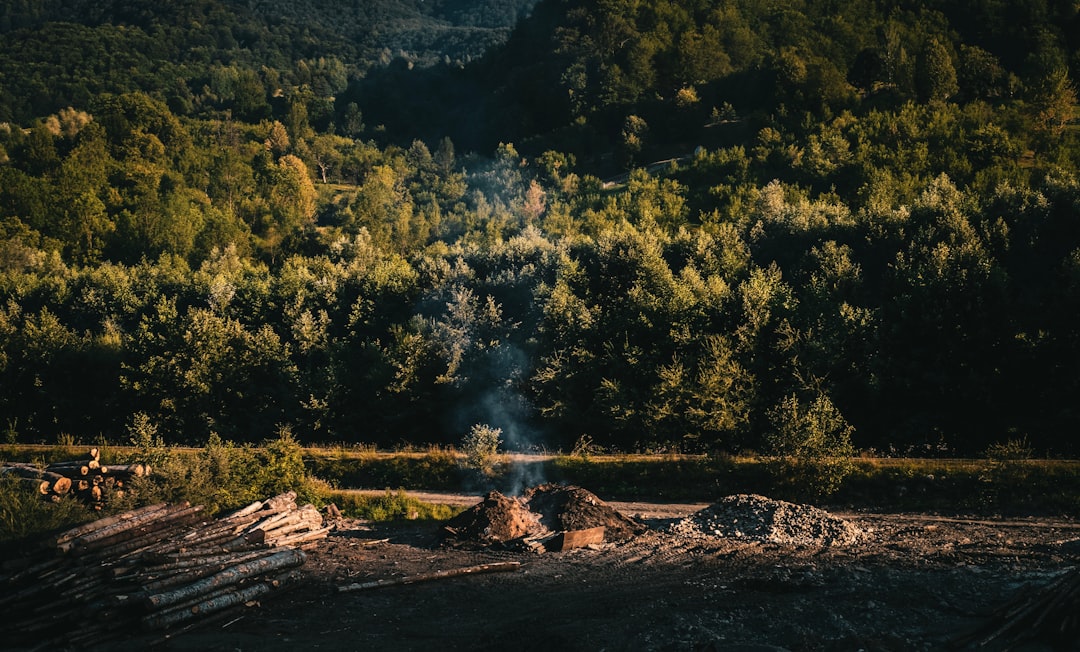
left=0, top=0, right=1078, bottom=457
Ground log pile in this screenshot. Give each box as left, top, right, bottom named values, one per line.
left=0, top=447, right=151, bottom=508
left=0, top=490, right=330, bottom=647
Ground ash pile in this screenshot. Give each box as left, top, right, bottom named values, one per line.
left=441, top=483, right=646, bottom=551
left=669, top=494, right=861, bottom=547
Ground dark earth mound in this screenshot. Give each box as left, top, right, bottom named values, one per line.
left=441, top=483, right=646, bottom=547
left=440, top=490, right=543, bottom=546
left=523, top=483, right=647, bottom=542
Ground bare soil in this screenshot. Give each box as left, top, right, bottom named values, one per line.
left=152, top=494, right=1080, bottom=652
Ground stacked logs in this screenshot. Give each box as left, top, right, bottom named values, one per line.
left=0, top=491, right=330, bottom=647
left=0, top=462, right=72, bottom=498
left=0, top=448, right=151, bottom=507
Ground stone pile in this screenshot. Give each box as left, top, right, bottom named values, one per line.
left=669, top=494, right=861, bottom=547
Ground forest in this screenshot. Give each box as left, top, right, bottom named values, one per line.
left=0, top=0, right=1078, bottom=458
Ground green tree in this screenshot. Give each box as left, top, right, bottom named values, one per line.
left=917, top=38, right=958, bottom=103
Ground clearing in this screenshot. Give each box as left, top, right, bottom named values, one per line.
left=151, top=490, right=1080, bottom=652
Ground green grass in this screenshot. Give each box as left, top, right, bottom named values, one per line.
left=0, top=476, right=97, bottom=547
left=328, top=488, right=464, bottom=521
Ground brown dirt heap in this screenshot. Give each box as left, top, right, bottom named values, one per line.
left=523, top=483, right=647, bottom=542
left=441, top=484, right=645, bottom=547
left=441, top=491, right=544, bottom=546
left=669, top=493, right=861, bottom=547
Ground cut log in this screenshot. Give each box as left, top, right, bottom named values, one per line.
left=62, top=504, right=205, bottom=556
left=1, top=466, right=71, bottom=493
left=9, top=477, right=50, bottom=494
left=262, top=491, right=297, bottom=512
left=46, top=463, right=90, bottom=476
left=143, top=548, right=306, bottom=611
left=223, top=500, right=264, bottom=520
left=54, top=502, right=170, bottom=546
left=545, top=526, right=606, bottom=552
left=142, top=581, right=273, bottom=631
left=337, top=561, right=522, bottom=593
left=270, top=525, right=333, bottom=548
left=142, top=549, right=279, bottom=575
left=102, top=464, right=148, bottom=477
left=81, top=506, right=208, bottom=559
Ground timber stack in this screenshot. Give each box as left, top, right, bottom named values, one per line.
left=0, top=447, right=152, bottom=508
left=0, top=490, right=331, bottom=646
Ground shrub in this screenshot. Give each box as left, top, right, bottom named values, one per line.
left=765, top=392, right=856, bottom=500
left=460, top=424, right=502, bottom=476
left=114, top=426, right=326, bottom=515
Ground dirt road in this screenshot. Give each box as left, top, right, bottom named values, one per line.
left=153, top=493, right=1079, bottom=652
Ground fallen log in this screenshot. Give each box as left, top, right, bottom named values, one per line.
left=337, top=561, right=522, bottom=593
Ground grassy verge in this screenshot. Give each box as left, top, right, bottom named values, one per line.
left=303, top=447, right=1080, bottom=515
left=327, top=488, right=463, bottom=521
left=3, top=443, right=1079, bottom=548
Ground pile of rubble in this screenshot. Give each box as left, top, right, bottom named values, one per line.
left=441, top=483, right=645, bottom=550
left=669, top=494, right=861, bottom=547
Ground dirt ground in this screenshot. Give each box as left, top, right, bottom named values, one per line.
left=157, top=495, right=1080, bottom=652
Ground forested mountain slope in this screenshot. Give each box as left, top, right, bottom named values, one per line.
left=0, top=0, right=1078, bottom=460
left=0, top=0, right=538, bottom=123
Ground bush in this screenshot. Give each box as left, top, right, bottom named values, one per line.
left=765, top=393, right=856, bottom=500
left=114, top=426, right=326, bottom=516
left=460, top=424, right=502, bottom=476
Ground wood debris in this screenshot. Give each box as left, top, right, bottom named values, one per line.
left=337, top=561, right=521, bottom=593
left=951, top=566, right=1080, bottom=649
left=0, top=490, right=330, bottom=647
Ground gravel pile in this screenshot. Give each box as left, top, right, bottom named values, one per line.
left=669, top=494, right=861, bottom=547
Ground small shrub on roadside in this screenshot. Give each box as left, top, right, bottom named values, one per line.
left=460, top=424, right=502, bottom=476
left=765, top=392, right=856, bottom=500
left=254, top=425, right=324, bottom=505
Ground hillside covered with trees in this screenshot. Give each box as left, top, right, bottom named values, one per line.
left=0, top=0, right=1078, bottom=458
